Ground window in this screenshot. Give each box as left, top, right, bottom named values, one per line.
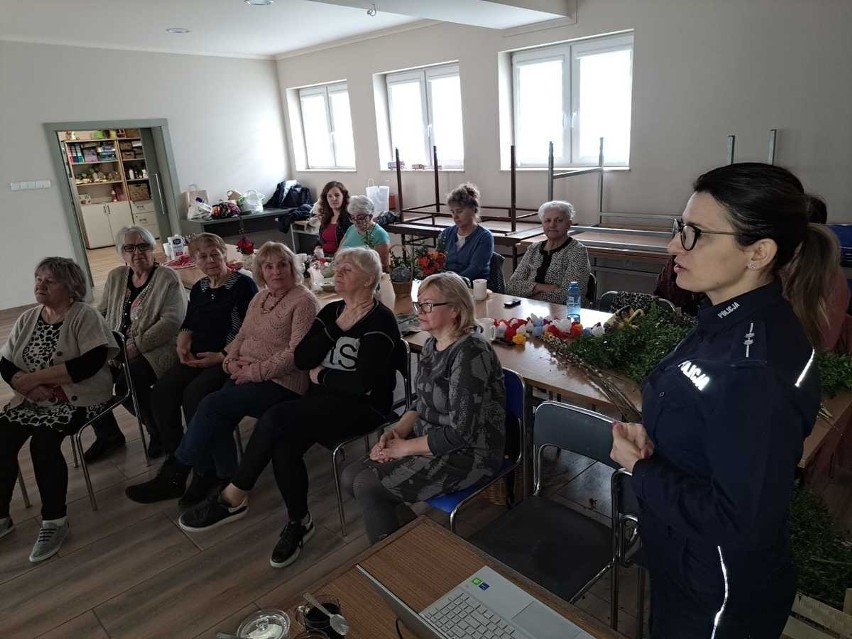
left=512, top=33, right=633, bottom=167
left=298, top=82, right=355, bottom=169
left=385, top=63, right=464, bottom=169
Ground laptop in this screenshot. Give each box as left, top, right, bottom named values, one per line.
left=357, top=564, right=594, bottom=639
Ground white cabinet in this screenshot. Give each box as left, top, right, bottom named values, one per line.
left=80, top=202, right=134, bottom=249
left=131, top=200, right=159, bottom=239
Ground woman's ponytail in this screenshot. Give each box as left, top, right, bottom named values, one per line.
left=784, top=224, right=841, bottom=348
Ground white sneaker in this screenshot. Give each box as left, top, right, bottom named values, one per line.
left=0, top=517, right=13, bottom=540
left=29, top=520, right=69, bottom=564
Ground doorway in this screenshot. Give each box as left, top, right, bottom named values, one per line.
left=44, top=119, right=181, bottom=299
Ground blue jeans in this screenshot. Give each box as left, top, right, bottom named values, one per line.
left=174, top=380, right=299, bottom=479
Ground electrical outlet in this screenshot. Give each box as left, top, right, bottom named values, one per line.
left=10, top=182, right=21, bottom=191
left=36, top=180, right=51, bottom=189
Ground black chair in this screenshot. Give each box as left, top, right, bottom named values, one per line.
left=325, top=340, right=413, bottom=537
left=425, top=368, right=524, bottom=532
left=598, top=290, right=676, bottom=316
left=586, top=272, right=598, bottom=306
left=72, top=331, right=148, bottom=511
left=470, top=401, right=645, bottom=636
left=487, top=252, right=506, bottom=294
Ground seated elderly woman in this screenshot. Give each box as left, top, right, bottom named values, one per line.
left=507, top=200, right=591, bottom=303
left=438, top=183, right=494, bottom=280
left=0, top=258, right=117, bottom=563
left=85, top=225, right=186, bottom=463
left=344, top=272, right=506, bottom=544
left=146, top=233, right=258, bottom=459
left=177, top=247, right=401, bottom=568
left=339, top=195, right=391, bottom=270
left=126, top=242, right=319, bottom=505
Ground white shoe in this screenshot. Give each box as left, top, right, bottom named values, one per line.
left=29, top=520, right=69, bottom=564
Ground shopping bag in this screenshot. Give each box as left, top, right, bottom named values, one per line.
left=366, top=179, right=390, bottom=214
left=181, top=184, right=209, bottom=217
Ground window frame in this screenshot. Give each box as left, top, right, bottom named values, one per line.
left=385, top=62, right=463, bottom=169
left=511, top=33, right=634, bottom=169
left=298, top=81, right=355, bottom=170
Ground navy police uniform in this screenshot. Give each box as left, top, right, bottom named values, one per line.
left=632, top=280, right=820, bottom=638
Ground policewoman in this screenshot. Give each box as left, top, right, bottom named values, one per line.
left=611, top=163, right=840, bottom=637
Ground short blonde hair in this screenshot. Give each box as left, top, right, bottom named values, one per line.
left=447, top=182, right=481, bottom=221
left=335, top=247, right=382, bottom=289
left=419, top=272, right=476, bottom=334
left=253, top=241, right=303, bottom=288
left=188, top=233, right=227, bottom=258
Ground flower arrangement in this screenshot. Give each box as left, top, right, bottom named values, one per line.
left=235, top=237, right=255, bottom=256
left=390, top=245, right=447, bottom=284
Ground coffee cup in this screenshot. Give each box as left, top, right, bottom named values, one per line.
left=296, top=595, right=343, bottom=639
left=473, top=279, right=488, bottom=301
left=476, top=318, right=497, bottom=341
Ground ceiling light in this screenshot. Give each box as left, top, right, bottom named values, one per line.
left=244, top=0, right=274, bottom=5
left=166, top=27, right=190, bottom=34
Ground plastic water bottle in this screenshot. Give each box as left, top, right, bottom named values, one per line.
left=566, top=281, right=582, bottom=321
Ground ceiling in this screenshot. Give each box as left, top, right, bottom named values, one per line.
left=0, top=0, right=574, bottom=59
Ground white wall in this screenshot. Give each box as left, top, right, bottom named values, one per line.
left=276, top=0, right=852, bottom=228
left=0, top=41, right=287, bottom=309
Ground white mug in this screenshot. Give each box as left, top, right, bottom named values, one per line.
left=473, top=278, right=488, bottom=301
left=476, top=318, right=496, bottom=341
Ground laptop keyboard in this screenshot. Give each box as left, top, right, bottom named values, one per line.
left=423, top=590, right=518, bottom=638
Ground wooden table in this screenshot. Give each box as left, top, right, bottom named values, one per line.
left=282, top=516, right=622, bottom=638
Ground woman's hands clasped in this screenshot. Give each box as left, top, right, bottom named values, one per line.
left=610, top=421, right=655, bottom=473
left=370, top=429, right=409, bottom=463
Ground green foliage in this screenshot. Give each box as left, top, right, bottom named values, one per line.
left=789, top=486, right=852, bottom=610
left=567, top=304, right=694, bottom=383
left=815, top=352, right=852, bottom=397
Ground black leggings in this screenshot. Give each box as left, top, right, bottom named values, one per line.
left=231, top=394, right=387, bottom=521
left=0, top=417, right=75, bottom=520
left=91, top=356, right=158, bottom=440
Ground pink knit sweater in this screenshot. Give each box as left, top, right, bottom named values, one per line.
left=225, top=285, right=319, bottom=395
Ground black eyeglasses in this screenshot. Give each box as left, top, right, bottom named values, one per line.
left=412, top=301, right=450, bottom=314
left=672, top=218, right=738, bottom=251
left=122, top=243, right=153, bottom=254
left=354, top=214, right=372, bottom=222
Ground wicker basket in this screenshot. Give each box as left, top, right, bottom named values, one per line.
left=483, top=468, right=523, bottom=506
left=389, top=244, right=414, bottom=297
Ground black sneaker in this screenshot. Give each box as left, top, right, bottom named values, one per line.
left=270, top=518, right=315, bottom=568
left=178, top=494, right=248, bottom=532
left=83, top=434, right=126, bottom=464
left=124, top=458, right=190, bottom=504
left=178, top=472, right=219, bottom=508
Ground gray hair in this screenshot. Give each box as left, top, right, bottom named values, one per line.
left=35, top=257, right=88, bottom=302
left=188, top=232, right=227, bottom=258
left=348, top=195, right=375, bottom=218
left=115, top=225, right=157, bottom=256
left=335, top=247, right=382, bottom=289
left=537, top=200, right=576, bottom=222
left=253, top=241, right=304, bottom=288
left=419, top=272, right=476, bottom=334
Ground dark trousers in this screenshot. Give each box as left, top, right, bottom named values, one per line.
left=231, top=394, right=387, bottom=521
left=342, top=461, right=411, bottom=544
left=91, top=356, right=158, bottom=441
left=149, top=363, right=228, bottom=455
left=0, top=417, right=74, bottom=520
left=648, top=558, right=796, bottom=638
left=174, top=380, right=299, bottom=479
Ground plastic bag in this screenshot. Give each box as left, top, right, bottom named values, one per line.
left=366, top=179, right=390, bottom=214
left=239, top=189, right=264, bottom=213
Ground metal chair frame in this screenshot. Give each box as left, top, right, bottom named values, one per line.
left=425, top=368, right=525, bottom=532
left=330, top=340, right=413, bottom=537
left=71, top=331, right=149, bottom=511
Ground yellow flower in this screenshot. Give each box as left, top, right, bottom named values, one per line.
left=512, top=334, right=527, bottom=345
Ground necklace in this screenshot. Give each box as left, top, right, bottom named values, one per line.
left=261, top=290, right=286, bottom=314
